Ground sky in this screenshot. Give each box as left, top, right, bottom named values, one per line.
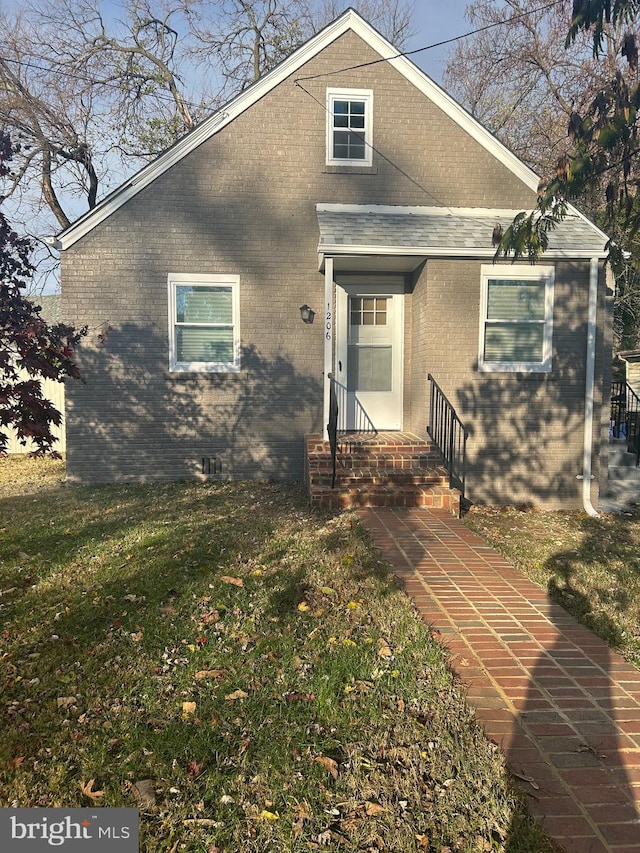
left=405, top=1, right=472, bottom=83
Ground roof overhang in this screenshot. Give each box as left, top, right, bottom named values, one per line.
left=618, top=350, right=640, bottom=362
left=319, top=251, right=427, bottom=274
left=317, top=203, right=609, bottom=271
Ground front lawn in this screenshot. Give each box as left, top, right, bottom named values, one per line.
left=0, top=456, right=555, bottom=852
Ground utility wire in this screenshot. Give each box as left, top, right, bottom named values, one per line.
left=0, top=0, right=567, bottom=115
left=294, top=0, right=566, bottom=83
left=295, top=79, right=448, bottom=207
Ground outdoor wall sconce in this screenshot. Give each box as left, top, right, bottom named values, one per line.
left=299, top=304, right=316, bottom=324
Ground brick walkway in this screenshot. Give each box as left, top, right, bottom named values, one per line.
left=356, top=507, right=640, bottom=853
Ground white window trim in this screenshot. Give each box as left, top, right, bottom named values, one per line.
left=478, top=264, right=554, bottom=373
left=168, top=273, right=241, bottom=373
left=326, top=87, right=373, bottom=167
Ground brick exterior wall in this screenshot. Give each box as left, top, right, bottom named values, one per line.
left=408, top=260, right=610, bottom=508
left=61, top=29, right=610, bottom=507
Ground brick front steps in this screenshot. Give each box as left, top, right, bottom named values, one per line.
left=305, top=432, right=461, bottom=514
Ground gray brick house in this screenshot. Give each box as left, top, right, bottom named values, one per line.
left=55, top=9, right=611, bottom=511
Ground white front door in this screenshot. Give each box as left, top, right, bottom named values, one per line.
left=335, top=283, right=404, bottom=431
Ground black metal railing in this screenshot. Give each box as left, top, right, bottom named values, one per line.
left=610, top=380, right=640, bottom=466
left=427, top=374, right=468, bottom=506
left=327, top=373, right=339, bottom=488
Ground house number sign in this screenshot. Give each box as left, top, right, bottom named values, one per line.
left=326, top=301, right=332, bottom=341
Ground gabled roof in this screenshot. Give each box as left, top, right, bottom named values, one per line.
left=55, top=8, right=602, bottom=252
left=317, top=204, right=608, bottom=269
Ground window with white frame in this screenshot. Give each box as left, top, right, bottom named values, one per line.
left=168, top=273, right=240, bottom=372
left=326, top=88, right=373, bottom=166
left=479, top=265, right=554, bottom=372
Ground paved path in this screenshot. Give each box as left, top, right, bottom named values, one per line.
left=356, top=508, right=640, bottom=853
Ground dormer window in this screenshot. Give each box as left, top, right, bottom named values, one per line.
left=326, top=88, right=373, bottom=167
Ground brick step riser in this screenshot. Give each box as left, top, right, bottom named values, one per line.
left=309, top=489, right=460, bottom=512
left=307, top=458, right=444, bottom=473
left=306, top=444, right=438, bottom=457
left=309, top=473, right=449, bottom=488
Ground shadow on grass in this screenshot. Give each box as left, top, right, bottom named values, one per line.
left=544, top=513, right=638, bottom=651
left=505, top=516, right=640, bottom=849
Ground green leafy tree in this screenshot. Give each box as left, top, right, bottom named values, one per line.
left=0, top=132, right=86, bottom=454
left=485, top=0, right=640, bottom=347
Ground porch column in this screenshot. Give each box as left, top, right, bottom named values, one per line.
left=323, top=256, right=334, bottom=440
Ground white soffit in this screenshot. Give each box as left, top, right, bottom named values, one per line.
left=57, top=9, right=578, bottom=250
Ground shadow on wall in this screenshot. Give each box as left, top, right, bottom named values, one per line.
left=65, top=323, right=322, bottom=484
left=455, top=369, right=594, bottom=508
left=437, top=263, right=607, bottom=508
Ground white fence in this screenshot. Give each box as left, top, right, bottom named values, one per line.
left=5, top=375, right=66, bottom=454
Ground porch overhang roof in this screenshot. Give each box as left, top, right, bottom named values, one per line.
left=316, top=203, right=609, bottom=273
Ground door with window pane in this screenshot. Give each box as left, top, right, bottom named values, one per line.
left=336, top=284, right=403, bottom=431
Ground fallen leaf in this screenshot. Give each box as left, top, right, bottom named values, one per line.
left=194, top=669, right=226, bottom=680
left=80, top=779, right=105, bottom=801
left=364, top=801, right=387, bottom=816
left=225, top=689, right=248, bottom=701
left=377, top=639, right=393, bottom=659
left=220, top=576, right=244, bottom=587
left=131, top=779, right=156, bottom=807
left=56, top=696, right=77, bottom=709
left=511, top=770, right=540, bottom=790
left=295, top=802, right=312, bottom=819
left=182, top=701, right=197, bottom=716
left=10, top=756, right=25, bottom=768
left=297, top=602, right=309, bottom=612
left=187, top=759, right=205, bottom=778
left=292, top=816, right=305, bottom=840
left=415, top=835, right=429, bottom=849
left=200, top=609, right=221, bottom=624
left=315, top=756, right=339, bottom=780
left=258, top=809, right=279, bottom=821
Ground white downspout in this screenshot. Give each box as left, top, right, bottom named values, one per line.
left=323, top=256, right=334, bottom=439
left=582, top=256, right=600, bottom=518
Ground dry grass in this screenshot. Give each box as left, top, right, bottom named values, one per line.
left=0, top=453, right=66, bottom=497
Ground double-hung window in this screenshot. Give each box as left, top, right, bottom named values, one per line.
left=479, top=265, right=554, bottom=372
left=168, top=273, right=240, bottom=372
left=326, top=88, right=373, bottom=167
